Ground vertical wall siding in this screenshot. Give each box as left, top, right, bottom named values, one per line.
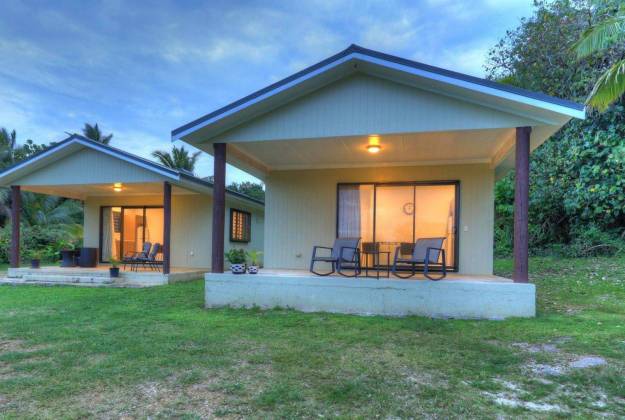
left=217, top=73, right=537, bottom=142
left=84, top=193, right=264, bottom=269
left=13, top=148, right=165, bottom=186
left=264, top=164, right=494, bottom=275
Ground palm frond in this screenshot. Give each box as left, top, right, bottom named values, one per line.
left=586, top=58, right=625, bottom=111
left=574, top=14, right=625, bottom=58
left=151, top=150, right=176, bottom=168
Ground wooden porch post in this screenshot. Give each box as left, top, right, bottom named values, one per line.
left=212, top=143, right=226, bottom=273
left=163, top=181, right=171, bottom=275
left=10, top=185, right=21, bottom=268
left=513, top=126, right=531, bottom=283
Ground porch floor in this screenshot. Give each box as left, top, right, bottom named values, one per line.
left=6, top=265, right=206, bottom=287
left=254, top=268, right=512, bottom=283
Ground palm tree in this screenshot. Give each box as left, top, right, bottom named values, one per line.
left=151, top=145, right=201, bottom=173
left=82, top=123, right=113, bottom=144
left=574, top=5, right=625, bottom=111
left=0, top=128, right=17, bottom=167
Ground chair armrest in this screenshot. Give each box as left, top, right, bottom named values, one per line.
left=393, top=246, right=401, bottom=263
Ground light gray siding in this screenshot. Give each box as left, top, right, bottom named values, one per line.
left=217, top=73, right=538, bottom=143
left=13, top=149, right=165, bottom=186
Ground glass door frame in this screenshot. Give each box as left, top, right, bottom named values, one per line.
left=335, top=180, right=460, bottom=272
left=98, top=205, right=164, bottom=263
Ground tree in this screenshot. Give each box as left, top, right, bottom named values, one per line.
left=151, top=145, right=201, bottom=173
left=0, top=128, right=17, bottom=167
left=574, top=2, right=625, bottom=110
left=486, top=0, right=625, bottom=256
left=227, top=181, right=265, bottom=202
left=82, top=123, right=113, bottom=144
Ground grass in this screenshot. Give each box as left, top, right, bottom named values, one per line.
left=0, top=257, right=624, bottom=418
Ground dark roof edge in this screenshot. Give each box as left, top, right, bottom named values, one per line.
left=0, top=134, right=264, bottom=207
left=171, top=44, right=584, bottom=138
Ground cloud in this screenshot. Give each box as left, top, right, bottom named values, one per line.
left=0, top=0, right=534, bottom=184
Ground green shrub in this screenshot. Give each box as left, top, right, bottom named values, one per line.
left=0, top=223, right=83, bottom=263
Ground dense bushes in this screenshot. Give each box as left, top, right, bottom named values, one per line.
left=0, top=223, right=82, bottom=263
left=490, top=0, right=625, bottom=258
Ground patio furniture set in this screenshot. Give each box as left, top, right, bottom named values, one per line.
left=122, top=242, right=164, bottom=272
left=310, top=237, right=447, bottom=280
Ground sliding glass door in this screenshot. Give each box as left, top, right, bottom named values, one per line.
left=337, top=182, right=458, bottom=270
left=99, top=206, right=164, bottom=263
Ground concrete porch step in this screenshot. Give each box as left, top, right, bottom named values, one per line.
left=22, top=274, right=114, bottom=284
left=12, top=268, right=113, bottom=278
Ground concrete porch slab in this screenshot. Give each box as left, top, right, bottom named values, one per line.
left=204, top=271, right=535, bottom=319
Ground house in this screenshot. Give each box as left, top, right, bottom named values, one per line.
left=0, top=134, right=264, bottom=285
left=172, top=45, right=584, bottom=319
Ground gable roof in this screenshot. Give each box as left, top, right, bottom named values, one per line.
left=0, top=134, right=264, bottom=206
left=172, top=44, right=585, bottom=142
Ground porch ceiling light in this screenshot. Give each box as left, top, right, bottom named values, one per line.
left=113, top=182, right=123, bottom=192
left=367, top=135, right=381, bottom=154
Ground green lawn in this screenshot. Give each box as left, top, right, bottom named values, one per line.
left=0, top=258, right=624, bottom=418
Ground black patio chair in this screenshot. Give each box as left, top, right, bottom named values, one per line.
left=123, top=241, right=151, bottom=271
left=310, top=237, right=361, bottom=277
left=131, top=243, right=163, bottom=272
left=391, top=237, right=447, bottom=280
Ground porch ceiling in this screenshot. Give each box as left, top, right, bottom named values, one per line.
left=22, top=182, right=195, bottom=200
left=229, top=128, right=514, bottom=173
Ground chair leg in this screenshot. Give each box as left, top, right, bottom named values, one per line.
left=392, top=261, right=416, bottom=279
left=310, top=260, right=336, bottom=276
left=424, top=250, right=447, bottom=281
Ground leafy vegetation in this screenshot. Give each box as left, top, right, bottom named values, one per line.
left=81, top=122, right=113, bottom=144
left=574, top=1, right=625, bottom=110
left=151, top=145, right=202, bottom=173
left=0, top=257, right=623, bottom=417
left=228, top=181, right=265, bottom=202
left=488, top=0, right=625, bottom=257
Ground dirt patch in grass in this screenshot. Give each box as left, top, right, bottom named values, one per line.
left=71, top=372, right=228, bottom=418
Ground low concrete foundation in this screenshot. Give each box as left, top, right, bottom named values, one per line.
left=205, top=272, right=536, bottom=319
left=8, top=266, right=206, bottom=287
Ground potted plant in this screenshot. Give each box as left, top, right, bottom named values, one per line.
left=109, top=257, right=120, bottom=278
left=247, top=250, right=262, bottom=274
left=58, top=240, right=76, bottom=267
left=30, top=249, right=42, bottom=269
left=226, top=248, right=247, bottom=274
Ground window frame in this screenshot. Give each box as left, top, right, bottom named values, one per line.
left=335, top=181, right=460, bottom=272
left=98, top=205, right=163, bottom=263
left=229, top=208, right=252, bottom=243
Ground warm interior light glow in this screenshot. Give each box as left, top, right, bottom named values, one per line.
left=113, top=182, right=123, bottom=192
left=367, top=135, right=381, bottom=153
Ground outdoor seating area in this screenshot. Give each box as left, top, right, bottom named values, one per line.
left=122, top=241, right=164, bottom=272
left=309, top=237, right=449, bottom=280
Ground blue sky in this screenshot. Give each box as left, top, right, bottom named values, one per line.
left=0, top=0, right=534, bottom=183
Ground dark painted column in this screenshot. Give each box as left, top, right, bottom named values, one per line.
left=212, top=143, right=226, bottom=273
left=163, top=181, right=172, bottom=275
left=10, top=185, right=21, bottom=268
left=514, top=127, right=531, bottom=283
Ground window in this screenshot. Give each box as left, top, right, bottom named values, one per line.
left=337, top=182, right=458, bottom=270
left=230, top=209, right=251, bottom=242
left=99, top=206, right=164, bottom=263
